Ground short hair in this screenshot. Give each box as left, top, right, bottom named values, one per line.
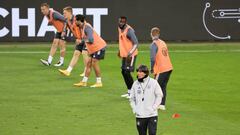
left=119, top=16, right=127, bottom=22
left=136, top=65, right=149, bottom=75
left=63, top=6, right=73, bottom=14
left=151, top=27, right=160, bottom=37
left=41, top=3, right=49, bottom=8
left=76, top=14, right=85, bottom=22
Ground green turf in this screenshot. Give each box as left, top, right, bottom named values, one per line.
left=0, top=43, right=240, bottom=135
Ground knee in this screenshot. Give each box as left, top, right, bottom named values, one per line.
left=87, top=60, right=92, bottom=67
left=92, top=59, right=98, bottom=65
left=52, top=42, right=58, bottom=48
left=60, top=47, right=66, bottom=52
left=74, top=51, right=80, bottom=57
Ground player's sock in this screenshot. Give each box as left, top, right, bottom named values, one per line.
left=59, top=57, right=64, bottom=64
left=48, top=56, right=53, bottom=64
left=66, top=66, right=73, bottom=73
left=82, top=76, right=88, bottom=82
left=96, top=77, right=102, bottom=83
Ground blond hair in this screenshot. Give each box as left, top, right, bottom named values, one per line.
left=63, top=6, right=73, bottom=14
left=151, top=27, right=160, bottom=37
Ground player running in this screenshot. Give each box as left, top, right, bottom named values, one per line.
left=73, top=15, right=107, bottom=88
left=40, top=3, right=67, bottom=67
left=150, top=27, right=173, bottom=110
left=118, top=16, right=138, bottom=98
left=58, top=6, right=89, bottom=76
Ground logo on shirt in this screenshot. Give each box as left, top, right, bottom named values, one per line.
left=137, top=89, right=141, bottom=94
left=162, top=47, right=168, bottom=56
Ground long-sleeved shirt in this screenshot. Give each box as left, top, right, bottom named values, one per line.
left=84, top=25, right=94, bottom=43
left=127, top=28, right=138, bottom=45
left=150, top=42, right=158, bottom=71
left=52, top=12, right=66, bottom=22
left=120, top=25, right=139, bottom=55
left=50, top=11, right=67, bottom=32
left=130, top=76, right=163, bottom=118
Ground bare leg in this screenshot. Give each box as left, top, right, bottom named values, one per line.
left=59, top=39, right=66, bottom=58
left=80, top=50, right=89, bottom=76
left=84, top=58, right=92, bottom=78
left=49, top=39, right=59, bottom=58
left=92, top=58, right=101, bottom=77
left=69, top=50, right=81, bottom=68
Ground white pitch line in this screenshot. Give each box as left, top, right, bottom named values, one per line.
left=0, top=50, right=240, bottom=54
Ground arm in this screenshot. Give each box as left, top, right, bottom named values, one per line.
left=152, top=81, right=163, bottom=110
left=129, top=84, right=136, bottom=114
left=150, top=43, right=158, bottom=73
left=52, top=12, right=67, bottom=37
left=127, top=28, right=138, bottom=57
left=84, top=25, right=94, bottom=44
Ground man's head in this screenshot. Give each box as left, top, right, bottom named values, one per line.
left=151, top=27, right=160, bottom=40
left=63, top=6, right=73, bottom=19
left=136, top=65, right=149, bottom=80
left=118, top=16, right=127, bottom=29
left=40, top=3, right=50, bottom=16
left=75, top=14, right=85, bottom=27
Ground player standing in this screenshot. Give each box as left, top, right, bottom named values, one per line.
left=118, top=16, right=138, bottom=98
left=74, top=15, right=107, bottom=88
left=58, top=7, right=89, bottom=76
left=40, top=3, right=67, bottom=67
left=150, top=27, right=173, bottom=110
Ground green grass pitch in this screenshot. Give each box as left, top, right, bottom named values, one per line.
left=0, top=42, right=240, bottom=135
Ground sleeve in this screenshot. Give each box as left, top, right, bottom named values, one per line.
left=152, top=81, right=163, bottom=110
left=52, top=12, right=66, bottom=22
left=150, top=43, right=158, bottom=71
left=127, top=28, right=138, bottom=55
left=84, top=26, right=94, bottom=44
left=53, top=12, right=67, bottom=32
left=129, top=83, right=137, bottom=114
left=127, top=28, right=138, bottom=45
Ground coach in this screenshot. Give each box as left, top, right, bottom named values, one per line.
left=130, top=65, right=163, bottom=135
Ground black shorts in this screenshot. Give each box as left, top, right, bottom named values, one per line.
left=90, top=47, right=106, bottom=60
left=75, top=41, right=86, bottom=52
left=54, top=32, right=66, bottom=40
left=121, top=56, right=137, bottom=72
left=82, top=43, right=87, bottom=51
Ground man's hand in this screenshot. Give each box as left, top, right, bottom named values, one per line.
left=150, top=69, right=154, bottom=74
left=127, top=52, right=132, bottom=58
left=75, top=39, right=81, bottom=44
left=61, top=31, right=66, bottom=39
left=117, top=51, right=121, bottom=58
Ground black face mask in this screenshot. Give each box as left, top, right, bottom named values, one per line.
left=118, top=23, right=126, bottom=30
left=137, top=75, right=148, bottom=83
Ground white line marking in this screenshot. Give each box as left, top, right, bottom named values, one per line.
left=0, top=50, right=240, bottom=54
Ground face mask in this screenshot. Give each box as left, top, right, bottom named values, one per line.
left=137, top=74, right=148, bottom=83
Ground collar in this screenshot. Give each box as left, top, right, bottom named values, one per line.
left=143, top=76, right=150, bottom=82
left=152, top=37, right=159, bottom=41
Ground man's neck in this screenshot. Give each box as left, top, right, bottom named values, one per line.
left=68, top=15, right=73, bottom=20
left=120, top=24, right=128, bottom=31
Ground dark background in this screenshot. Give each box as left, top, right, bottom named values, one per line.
left=0, top=0, right=240, bottom=42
